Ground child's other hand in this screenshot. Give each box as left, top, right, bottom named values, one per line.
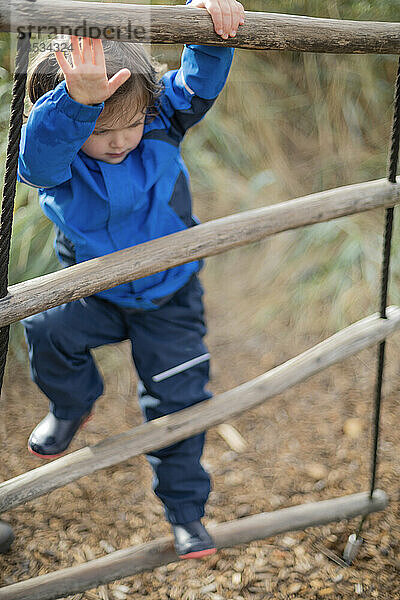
left=189, top=0, right=245, bottom=40
left=54, top=36, right=131, bottom=106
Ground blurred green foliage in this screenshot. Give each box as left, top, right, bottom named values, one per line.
left=0, top=33, right=59, bottom=359
left=244, top=0, right=399, bottom=20
left=1, top=1, right=400, bottom=359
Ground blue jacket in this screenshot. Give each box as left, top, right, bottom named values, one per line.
left=18, top=44, right=234, bottom=309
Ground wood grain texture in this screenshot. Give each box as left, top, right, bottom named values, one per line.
left=0, top=490, right=388, bottom=600
left=1, top=308, right=399, bottom=514
left=0, top=178, right=398, bottom=328
left=2, top=1, right=400, bottom=53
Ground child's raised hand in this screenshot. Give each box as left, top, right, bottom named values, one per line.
left=188, top=0, right=245, bottom=40
left=54, top=36, right=131, bottom=106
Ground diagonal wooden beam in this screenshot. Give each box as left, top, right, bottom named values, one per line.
left=1, top=308, right=399, bottom=514
left=1, top=1, right=400, bottom=54
left=0, top=178, right=398, bottom=328
left=0, top=490, right=388, bottom=600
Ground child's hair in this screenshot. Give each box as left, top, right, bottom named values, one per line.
left=27, top=37, right=163, bottom=123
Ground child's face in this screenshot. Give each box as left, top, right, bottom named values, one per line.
left=81, top=107, right=145, bottom=164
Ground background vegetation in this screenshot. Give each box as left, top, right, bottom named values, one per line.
left=1, top=0, right=400, bottom=360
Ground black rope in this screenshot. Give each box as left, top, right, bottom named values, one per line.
left=370, top=56, right=400, bottom=496
left=0, top=32, right=31, bottom=393
left=354, top=56, right=400, bottom=542
left=0, top=30, right=31, bottom=555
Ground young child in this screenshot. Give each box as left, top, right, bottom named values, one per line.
left=18, top=0, right=245, bottom=558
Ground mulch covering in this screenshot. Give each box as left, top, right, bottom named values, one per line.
left=0, top=283, right=399, bottom=600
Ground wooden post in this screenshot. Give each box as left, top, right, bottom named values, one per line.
left=0, top=490, right=388, bottom=600
left=2, top=0, right=400, bottom=53
left=0, top=308, right=399, bottom=513
left=0, top=178, right=398, bottom=328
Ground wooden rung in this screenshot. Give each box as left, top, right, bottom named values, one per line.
left=2, top=1, right=400, bottom=54
left=1, top=308, right=399, bottom=514
left=0, top=490, right=388, bottom=600
left=0, top=178, right=398, bottom=328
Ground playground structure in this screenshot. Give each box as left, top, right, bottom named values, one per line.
left=0, top=2, right=399, bottom=599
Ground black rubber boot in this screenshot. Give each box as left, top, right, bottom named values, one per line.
left=172, top=520, right=217, bottom=559
left=0, top=520, right=14, bottom=554
left=28, top=411, right=92, bottom=458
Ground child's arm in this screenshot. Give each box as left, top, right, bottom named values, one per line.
left=18, top=37, right=130, bottom=189
left=159, top=0, right=244, bottom=140
left=18, top=84, right=103, bottom=189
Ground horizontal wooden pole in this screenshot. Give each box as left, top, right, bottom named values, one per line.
left=1, top=178, right=399, bottom=328
left=0, top=490, right=388, bottom=600
left=2, top=1, right=400, bottom=54
left=1, top=307, right=399, bottom=514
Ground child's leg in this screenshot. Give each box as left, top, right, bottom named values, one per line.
left=127, top=275, right=212, bottom=525
left=23, top=296, right=127, bottom=418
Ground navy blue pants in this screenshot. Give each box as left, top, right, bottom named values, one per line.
left=23, top=275, right=212, bottom=524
